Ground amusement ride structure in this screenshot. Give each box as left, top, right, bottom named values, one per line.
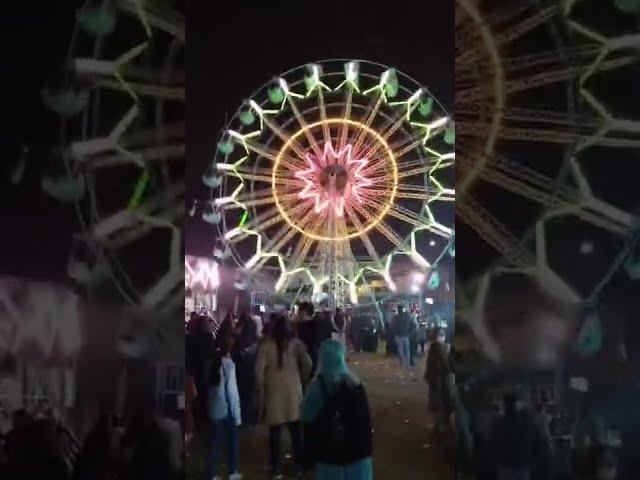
left=42, top=0, right=185, bottom=312
left=205, top=60, right=456, bottom=309
left=456, top=0, right=640, bottom=360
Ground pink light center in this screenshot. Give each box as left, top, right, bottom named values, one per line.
left=294, top=142, right=372, bottom=217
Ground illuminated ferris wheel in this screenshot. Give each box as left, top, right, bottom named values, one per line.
left=456, top=0, right=640, bottom=359
left=43, top=1, right=184, bottom=311
left=205, top=60, right=455, bottom=307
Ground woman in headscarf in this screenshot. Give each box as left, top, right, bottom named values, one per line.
left=302, top=340, right=373, bottom=480
left=256, top=313, right=313, bottom=478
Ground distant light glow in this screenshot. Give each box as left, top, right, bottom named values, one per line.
left=580, top=240, right=594, bottom=254
left=0, top=281, right=82, bottom=358
left=410, top=284, right=420, bottom=293
left=426, top=297, right=434, bottom=305
left=185, top=256, right=219, bottom=290
left=413, top=272, right=426, bottom=283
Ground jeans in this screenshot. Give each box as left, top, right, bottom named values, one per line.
left=269, top=422, right=302, bottom=473
left=395, top=335, right=410, bottom=369
left=203, top=414, right=238, bottom=479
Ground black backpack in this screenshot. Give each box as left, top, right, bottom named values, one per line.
left=306, top=375, right=373, bottom=466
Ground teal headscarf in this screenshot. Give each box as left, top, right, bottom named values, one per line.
left=317, top=339, right=349, bottom=381
left=302, top=339, right=357, bottom=422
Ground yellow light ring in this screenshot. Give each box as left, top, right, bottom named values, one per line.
left=457, top=0, right=505, bottom=195
left=272, top=118, right=398, bottom=242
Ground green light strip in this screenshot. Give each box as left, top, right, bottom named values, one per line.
left=127, top=169, right=150, bottom=209
left=238, top=209, right=249, bottom=227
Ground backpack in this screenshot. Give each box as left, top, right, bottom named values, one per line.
left=306, top=375, right=373, bottom=466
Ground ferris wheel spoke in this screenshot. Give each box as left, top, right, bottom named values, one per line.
left=381, top=203, right=428, bottom=230
left=317, top=88, right=332, bottom=148
left=285, top=96, right=324, bottom=159
left=233, top=172, right=285, bottom=184
left=233, top=192, right=300, bottom=210
left=279, top=237, right=317, bottom=293
left=230, top=187, right=273, bottom=204
left=397, top=184, right=453, bottom=201
left=227, top=205, right=282, bottom=241
left=338, top=89, right=354, bottom=150
left=461, top=153, right=633, bottom=235
left=344, top=205, right=382, bottom=264
left=496, top=5, right=559, bottom=45
left=88, top=143, right=184, bottom=168
left=289, top=229, right=316, bottom=268
left=69, top=105, right=139, bottom=159
left=90, top=181, right=184, bottom=240
left=458, top=195, right=534, bottom=267
left=505, top=56, right=633, bottom=95
left=72, top=58, right=185, bottom=86
left=243, top=139, right=306, bottom=171
left=395, top=162, right=452, bottom=180
left=458, top=55, right=633, bottom=103
left=251, top=115, right=310, bottom=162
left=232, top=166, right=287, bottom=178
left=457, top=121, right=640, bottom=149
left=500, top=45, right=600, bottom=74
left=117, top=122, right=184, bottom=147
left=357, top=100, right=421, bottom=161
left=352, top=93, right=385, bottom=154
left=458, top=105, right=601, bottom=130
left=349, top=202, right=405, bottom=247
left=256, top=211, right=316, bottom=270
left=373, top=220, right=406, bottom=248
left=117, top=0, right=185, bottom=41
left=94, top=78, right=185, bottom=101
left=104, top=201, right=183, bottom=249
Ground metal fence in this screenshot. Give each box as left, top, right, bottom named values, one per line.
left=155, top=362, right=184, bottom=415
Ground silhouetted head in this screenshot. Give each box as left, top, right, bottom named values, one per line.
left=271, top=313, right=293, bottom=368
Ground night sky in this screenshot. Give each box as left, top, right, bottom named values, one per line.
left=1, top=2, right=77, bottom=281
left=2, top=1, right=636, bottom=311
left=185, top=0, right=454, bottom=257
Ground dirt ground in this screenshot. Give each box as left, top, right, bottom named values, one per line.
left=186, top=349, right=454, bottom=479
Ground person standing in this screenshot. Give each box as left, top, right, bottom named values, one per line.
left=313, top=309, right=334, bottom=360
left=331, top=308, right=347, bottom=351
left=232, top=312, right=259, bottom=426
left=409, top=310, right=418, bottom=367
left=256, top=313, right=313, bottom=479
left=186, top=314, right=213, bottom=424
left=391, top=305, right=412, bottom=369
left=302, top=340, right=373, bottom=480
left=424, top=328, right=453, bottom=435
left=203, top=331, right=243, bottom=480
left=349, top=313, right=363, bottom=353
left=489, top=393, right=541, bottom=480
left=296, top=302, right=317, bottom=370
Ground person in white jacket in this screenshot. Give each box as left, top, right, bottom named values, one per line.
left=204, top=331, right=243, bottom=480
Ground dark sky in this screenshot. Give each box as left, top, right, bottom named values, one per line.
left=1, top=2, right=77, bottom=281
left=185, top=0, right=454, bottom=257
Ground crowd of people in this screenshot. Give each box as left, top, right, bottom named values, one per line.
left=0, top=400, right=182, bottom=480
left=185, top=302, right=456, bottom=480
left=454, top=389, right=626, bottom=480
